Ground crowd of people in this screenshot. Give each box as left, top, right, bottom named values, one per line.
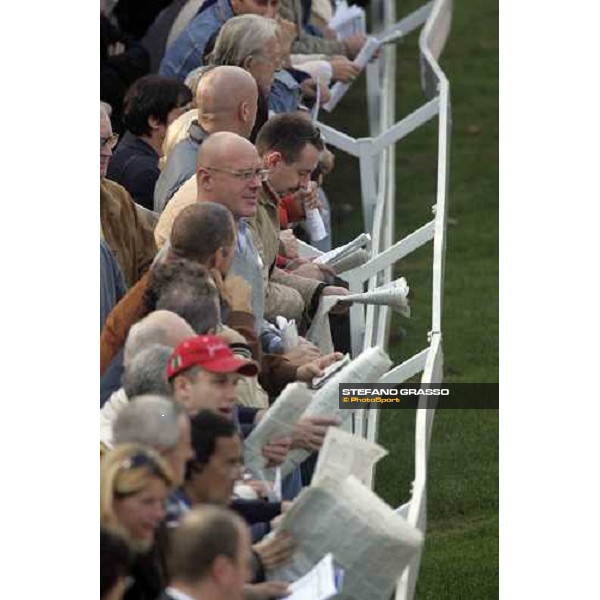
left=100, top=1, right=372, bottom=598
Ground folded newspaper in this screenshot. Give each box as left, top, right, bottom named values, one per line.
left=329, top=248, right=370, bottom=274
left=323, top=36, right=382, bottom=112
left=312, top=233, right=371, bottom=267
left=287, top=553, right=342, bottom=600
left=243, top=382, right=314, bottom=479
left=268, top=474, right=423, bottom=600
left=329, top=0, right=366, bottom=40
left=275, top=316, right=300, bottom=352
left=307, top=278, right=410, bottom=353
left=312, top=426, right=388, bottom=487
left=280, top=347, right=392, bottom=477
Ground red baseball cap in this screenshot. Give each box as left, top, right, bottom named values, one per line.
left=166, top=335, right=258, bottom=379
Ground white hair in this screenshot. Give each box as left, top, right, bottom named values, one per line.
left=211, top=15, right=279, bottom=67
left=113, top=395, right=183, bottom=450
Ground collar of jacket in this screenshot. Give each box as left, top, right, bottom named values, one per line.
left=188, top=120, right=209, bottom=145
left=260, top=180, right=281, bottom=207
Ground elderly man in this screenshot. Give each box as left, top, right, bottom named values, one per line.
left=112, top=394, right=194, bottom=488
left=159, top=0, right=279, bottom=80
left=100, top=310, right=196, bottom=445
left=100, top=105, right=157, bottom=289
left=154, top=66, right=259, bottom=212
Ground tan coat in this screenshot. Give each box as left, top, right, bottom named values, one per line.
left=154, top=174, right=197, bottom=248
left=100, top=178, right=156, bottom=288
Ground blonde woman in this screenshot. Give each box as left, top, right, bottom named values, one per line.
left=101, top=444, right=174, bottom=600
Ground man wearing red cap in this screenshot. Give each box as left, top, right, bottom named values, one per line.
left=167, top=335, right=291, bottom=468
left=167, top=334, right=259, bottom=418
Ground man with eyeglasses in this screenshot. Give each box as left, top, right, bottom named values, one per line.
left=154, top=66, right=259, bottom=213
left=101, top=105, right=157, bottom=288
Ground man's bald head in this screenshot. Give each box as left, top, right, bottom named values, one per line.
left=196, top=66, right=258, bottom=138
left=124, top=310, right=195, bottom=368
left=195, top=132, right=262, bottom=219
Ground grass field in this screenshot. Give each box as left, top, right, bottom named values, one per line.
left=319, top=0, right=498, bottom=597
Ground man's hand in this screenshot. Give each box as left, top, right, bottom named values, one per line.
left=295, top=352, right=344, bottom=382
left=287, top=261, right=335, bottom=282
left=243, top=582, right=290, bottom=600
left=211, top=269, right=252, bottom=313
left=291, top=415, right=341, bottom=451
left=283, top=340, right=322, bottom=367
left=328, top=56, right=361, bottom=83
left=299, top=78, right=332, bottom=104
left=343, top=33, right=368, bottom=59
left=279, top=229, right=299, bottom=259
left=253, top=532, right=295, bottom=571
left=261, top=436, right=292, bottom=468
left=322, top=286, right=350, bottom=314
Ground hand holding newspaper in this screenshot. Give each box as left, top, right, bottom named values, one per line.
left=243, top=382, right=314, bottom=479
left=268, top=474, right=423, bottom=600
left=281, top=346, right=392, bottom=477
left=286, top=553, right=342, bottom=600
left=323, top=36, right=381, bottom=112
left=307, top=278, right=410, bottom=353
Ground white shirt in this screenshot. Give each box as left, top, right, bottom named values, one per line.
left=166, top=587, right=197, bottom=600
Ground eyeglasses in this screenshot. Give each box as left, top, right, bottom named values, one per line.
left=117, top=452, right=163, bottom=478
left=100, top=133, right=119, bottom=150
left=200, top=165, right=269, bottom=183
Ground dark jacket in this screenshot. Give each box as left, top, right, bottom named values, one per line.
left=107, top=131, right=160, bottom=210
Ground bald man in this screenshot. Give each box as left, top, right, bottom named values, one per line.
left=100, top=310, right=195, bottom=447
left=154, top=66, right=258, bottom=213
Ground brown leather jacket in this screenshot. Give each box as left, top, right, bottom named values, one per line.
left=100, top=178, right=156, bottom=288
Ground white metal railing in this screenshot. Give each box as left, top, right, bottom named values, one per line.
left=315, top=0, right=453, bottom=597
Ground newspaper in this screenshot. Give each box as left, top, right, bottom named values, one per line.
left=296, top=239, right=324, bottom=261
left=329, top=0, right=366, bottom=40
left=268, top=475, right=423, bottom=600
left=313, top=427, right=388, bottom=487
left=340, top=278, right=411, bottom=316
left=287, top=553, right=341, bottom=600
left=323, top=36, right=382, bottom=112
left=331, top=248, right=370, bottom=274
left=276, top=316, right=300, bottom=352
left=281, top=347, right=392, bottom=476
left=311, top=354, right=351, bottom=390
left=307, top=279, right=410, bottom=353
left=312, top=233, right=371, bottom=266
left=305, top=207, right=327, bottom=241
left=243, top=382, right=313, bottom=479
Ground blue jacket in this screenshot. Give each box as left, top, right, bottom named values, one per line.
left=159, top=0, right=233, bottom=80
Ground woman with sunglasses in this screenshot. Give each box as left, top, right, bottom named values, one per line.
left=101, top=444, right=174, bottom=600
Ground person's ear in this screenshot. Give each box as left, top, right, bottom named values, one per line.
left=196, top=168, right=213, bottom=192
left=239, top=101, right=250, bottom=124
left=173, top=375, right=191, bottom=409
left=148, top=116, right=161, bottom=131
left=265, top=151, right=282, bottom=169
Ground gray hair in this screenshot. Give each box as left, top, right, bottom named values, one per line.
left=123, top=344, right=173, bottom=399
left=113, top=394, right=183, bottom=450
left=210, top=14, right=279, bottom=67
left=124, top=317, right=170, bottom=367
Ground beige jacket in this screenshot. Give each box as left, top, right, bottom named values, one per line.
left=100, top=178, right=157, bottom=288
left=154, top=174, right=197, bottom=248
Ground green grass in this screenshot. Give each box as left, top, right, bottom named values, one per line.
left=318, top=0, right=498, bottom=597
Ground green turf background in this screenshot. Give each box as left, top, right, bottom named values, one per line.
left=318, top=0, right=498, bottom=597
